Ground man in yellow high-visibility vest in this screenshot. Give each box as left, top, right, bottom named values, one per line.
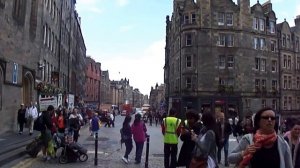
left=161, top=108, right=182, bottom=168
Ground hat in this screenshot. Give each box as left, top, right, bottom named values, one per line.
left=21, top=103, right=24, bottom=106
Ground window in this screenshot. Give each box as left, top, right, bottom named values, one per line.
left=259, top=18, right=265, bottom=31
left=253, top=37, right=259, bottom=49
left=270, top=21, right=275, bottom=33
left=218, top=12, right=225, bottom=25
left=186, top=55, right=192, bottom=68
left=218, top=55, right=225, bottom=68
left=283, top=76, right=287, bottom=89
left=271, top=40, right=276, bottom=52
left=260, top=38, right=265, bottom=50
left=282, top=34, right=286, bottom=47
left=185, top=34, right=192, bottom=46
left=0, top=0, right=5, bottom=9
left=184, top=15, right=189, bottom=24
left=227, top=34, right=234, bottom=47
left=226, top=13, right=233, bottom=26
left=218, top=34, right=225, bottom=46
left=283, top=55, right=287, bottom=68
left=219, top=78, right=226, bottom=85
left=288, top=76, right=292, bottom=89
left=13, top=0, right=27, bottom=24
left=287, top=35, right=291, bottom=48
left=191, top=13, right=196, bottom=23
left=288, top=97, right=292, bottom=110
left=186, top=77, right=192, bottom=89
left=255, top=58, right=260, bottom=70
left=43, top=25, right=47, bottom=45
left=297, top=57, right=300, bottom=70
left=253, top=17, right=259, bottom=30
left=271, top=60, right=277, bottom=72
left=297, top=77, right=300, bottom=89
left=272, top=80, right=277, bottom=90
left=255, top=79, right=260, bottom=88
left=297, top=97, right=300, bottom=109
left=287, top=56, right=291, bottom=69
left=260, top=59, right=266, bottom=71
left=261, top=79, right=266, bottom=90
left=227, top=55, right=234, bottom=68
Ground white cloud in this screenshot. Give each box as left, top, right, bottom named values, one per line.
left=116, top=0, right=129, bottom=7
left=98, top=40, right=165, bottom=95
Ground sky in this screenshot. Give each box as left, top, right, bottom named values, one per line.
left=76, top=0, right=300, bottom=95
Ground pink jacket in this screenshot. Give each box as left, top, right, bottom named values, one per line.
left=131, top=122, right=147, bottom=142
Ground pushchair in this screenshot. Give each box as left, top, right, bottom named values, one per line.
left=57, top=133, right=88, bottom=164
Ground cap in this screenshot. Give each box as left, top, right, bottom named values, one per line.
left=21, top=103, right=24, bottom=106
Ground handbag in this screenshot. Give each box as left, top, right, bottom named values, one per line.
left=190, top=157, right=207, bottom=168
left=189, top=156, right=216, bottom=168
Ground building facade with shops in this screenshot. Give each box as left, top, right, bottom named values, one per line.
left=0, top=0, right=86, bottom=133
left=165, top=0, right=300, bottom=120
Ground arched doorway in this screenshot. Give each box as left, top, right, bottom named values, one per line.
left=23, top=72, right=34, bottom=105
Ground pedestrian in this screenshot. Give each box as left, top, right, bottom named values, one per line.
left=69, top=108, right=81, bottom=142
left=177, top=109, right=202, bottom=168
left=40, top=105, right=54, bottom=161
left=131, top=113, right=147, bottom=164
left=110, top=112, right=115, bottom=127
left=17, top=103, right=26, bottom=134
left=25, top=101, right=38, bottom=136
left=228, top=107, right=293, bottom=168
left=283, top=118, right=300, bottom=167
left=90, top=112, right=100, bottom=137
left=121, top=115, right=133, bottom=164
left=216, top=112, right=232, bottom=167
left=56, top=110, right=65, bottom=136
left=189, top=111, right=218, bottom=168
left=161, top=107, right=182, bottom=168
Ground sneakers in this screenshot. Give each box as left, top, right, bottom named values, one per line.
left=122, top=157, right=128, bottom=164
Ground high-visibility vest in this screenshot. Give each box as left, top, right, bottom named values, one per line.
left=163, top=117, right=181, bottom=144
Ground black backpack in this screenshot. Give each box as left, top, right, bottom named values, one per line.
left=33, top=113, right=44, bottom=131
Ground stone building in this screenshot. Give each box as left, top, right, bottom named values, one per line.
left=277, top=16, right=300, bottom=117
left=149, top=84, right=166, bottom=113
left=0, top=0, right=86, bottom=133
left=84, top=56, right=101, bottom=109
left=100, top=70, right=111, bottom=104
left=165, top=0, right=283, bottom=118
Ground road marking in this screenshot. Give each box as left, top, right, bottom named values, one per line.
left=87, top=150, right=109, bottom=155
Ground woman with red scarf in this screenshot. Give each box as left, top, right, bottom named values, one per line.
left=228, top=107, right=292, bottom=168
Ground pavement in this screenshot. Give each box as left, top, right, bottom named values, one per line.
left=0, top=116, right=236, bottom=168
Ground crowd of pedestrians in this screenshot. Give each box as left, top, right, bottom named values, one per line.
left=156, top=106, right=300, bottom=168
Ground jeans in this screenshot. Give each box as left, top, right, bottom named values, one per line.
left=124, top=139, right=133, bottom=159
left=164, top=143, right=178, bottom=168
left=217, top=138, right=229, bottom=164
left=135, top=141, right=144, bottom=163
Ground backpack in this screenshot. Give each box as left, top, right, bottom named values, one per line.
left=120, top=127, right=130, bottom=143
left=33, top=114, right=44, bottom=131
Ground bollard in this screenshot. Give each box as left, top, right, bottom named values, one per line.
left=145, top=134, right=150, bottom=168
left=94, top=132, right=98, bottom=166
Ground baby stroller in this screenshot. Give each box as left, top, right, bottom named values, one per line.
left=58, top=133, right=88, bottom=164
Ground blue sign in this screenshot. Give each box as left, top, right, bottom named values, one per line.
left=12, top=63, right=18, bottom=84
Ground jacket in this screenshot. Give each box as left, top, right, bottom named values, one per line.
left=131, top=121, right=147, bottom=143
left=228, top=133, right=293, bottom=168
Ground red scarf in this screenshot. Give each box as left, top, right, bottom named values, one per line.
left=239, top=130, right=277, bottom=168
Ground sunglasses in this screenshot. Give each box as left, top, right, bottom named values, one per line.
left=260, top=116, right=276, bottom=120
